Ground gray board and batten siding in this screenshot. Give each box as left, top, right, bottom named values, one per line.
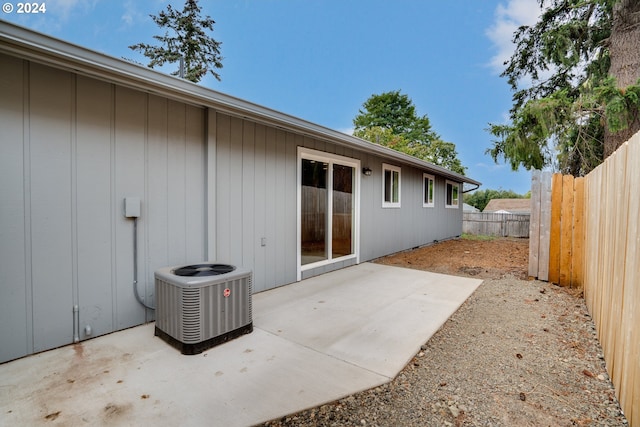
left=213, top=114, right=468, bottom=285
left=0, top=22, right=480, bottom=363
left=0, top=59, right=207, bottom=362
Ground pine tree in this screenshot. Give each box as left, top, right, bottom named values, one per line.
left=129, top=0, right=222, bottom=83
left=488, top=0, right=640, bottom=176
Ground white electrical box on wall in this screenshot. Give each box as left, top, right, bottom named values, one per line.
left=124, top=197, right=141, bottom=218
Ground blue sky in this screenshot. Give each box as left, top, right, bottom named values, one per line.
left=2, top=0, right=541, bottom=194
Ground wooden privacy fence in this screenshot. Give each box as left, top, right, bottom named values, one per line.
left=463, top=212, right=530, bottom=237
left=528, top=131, right=640, bottom=425
left=301, top=186, right=353, bottom=242
left=583, top=136, right=640, bottom=426
left=528, top=171, right=585, bottom=287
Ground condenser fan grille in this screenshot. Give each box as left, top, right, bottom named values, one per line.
left=173, top=263, right=236, bottom=277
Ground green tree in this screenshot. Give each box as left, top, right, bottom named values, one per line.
left=129, top=0, right=223, bottom=83
left=487, top=0, right=640, bottom=176
left=353, top=91, right=466, bottom=175
left=463, top=189, right=528, bottom=212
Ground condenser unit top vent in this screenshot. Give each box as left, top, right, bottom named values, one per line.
left=173, top=263, right=235, bottom=277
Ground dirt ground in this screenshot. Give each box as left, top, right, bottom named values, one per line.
left=262, top=237, right=628, bottom=427
left=377, top=236, right=530, bottom=280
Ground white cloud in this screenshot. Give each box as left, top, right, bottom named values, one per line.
left=121, top=1, right=143, bottom=27
left=337, top=127, right=354, bottom=136
left=121, top=14, right=133, bottom=25
left=53, top=0, right=82, bottom=11
left=476, top=162, right=506, bottom=171
left=16, top=0, right=97, bottom=34
left=492, top=110, right=512, bottom=125
left=121, top=11, right=134, bottom=25
left=486, top=0, right=542, bottom=74
left=48, top=0, right=96, bottom=20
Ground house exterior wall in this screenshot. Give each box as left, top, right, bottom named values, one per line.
left=211, top=113, right=299, bottom=292
left=358, top=154, right=463, bottom=261
left=0, top=54, right=207, bottom=363
left=0, top=51, right=462, bottom=363
left=211, top=112, right=462, bottom=289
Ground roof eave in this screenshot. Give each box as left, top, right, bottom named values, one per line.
left=0, top=21, right=480, bottom=186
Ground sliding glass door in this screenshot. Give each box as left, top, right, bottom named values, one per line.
left=301, top=158, right=329, bottom=265
left=299, top=148, right=359, bottom=274
left=331, top=164, right=353, bottom=259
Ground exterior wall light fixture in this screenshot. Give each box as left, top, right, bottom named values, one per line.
left=363, top=167, right=372, bottom=176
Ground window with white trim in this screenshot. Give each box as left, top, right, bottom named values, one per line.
left=382, top=163, right=401, bottom=208
left=423, top=173, right=435, bottom=207
left=445, top=180, right=460, bottom=208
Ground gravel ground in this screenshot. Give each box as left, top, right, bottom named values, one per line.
left=259, top=238, right=628, bottom=427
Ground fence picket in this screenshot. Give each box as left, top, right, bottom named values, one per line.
left=559, top=175, right=574, bottom=286
left=606, top=158, right=615, bottom=359
left=610, top=144, right=630, bottom=414
left=529, top=170, right=541, bottom=277
left=539, top=172, right=552, bottom=281
left=621, top=137, right=640, bottom=426
left=548, top=173, right=563, bottom=284
left=571, top=178, right=585, bottom=287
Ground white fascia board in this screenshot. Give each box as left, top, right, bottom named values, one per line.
left=0, top=21, right=480, bottom=187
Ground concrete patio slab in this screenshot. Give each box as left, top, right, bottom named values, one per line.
left=0, top=263, right=482, bottom=426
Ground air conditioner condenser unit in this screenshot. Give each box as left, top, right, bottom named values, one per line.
left=154, top=263, right=253, bottom=355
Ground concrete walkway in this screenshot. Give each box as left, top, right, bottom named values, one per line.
left=0, top=263, right=482, bottom=426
